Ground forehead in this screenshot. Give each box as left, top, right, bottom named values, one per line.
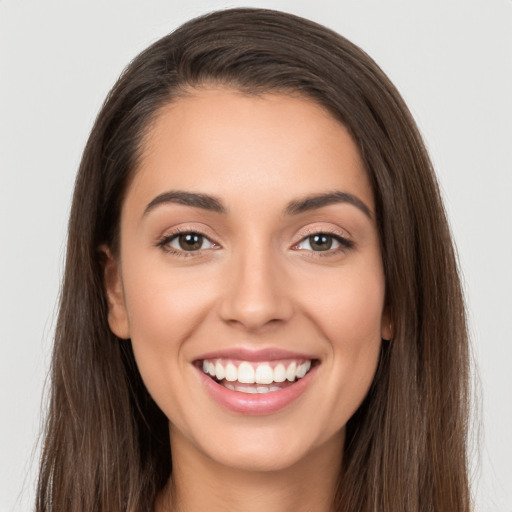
left=127, top=88, right=374, bottom=216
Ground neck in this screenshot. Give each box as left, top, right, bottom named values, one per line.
left=156, top=426, right=343, bottom=512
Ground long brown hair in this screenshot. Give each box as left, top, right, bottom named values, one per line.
left=37, top=8, right=471, bottom=512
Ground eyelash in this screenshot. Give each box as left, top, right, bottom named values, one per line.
left=292, top=230, right=354, bottom=256
left=156, top=228, right=219, bottom=257
left=156, top=228, right=354, bottom=257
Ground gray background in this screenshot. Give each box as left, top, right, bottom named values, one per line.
left=1, top=1, right=511, bottom=510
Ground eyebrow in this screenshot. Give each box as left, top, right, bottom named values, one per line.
left=143, top=189, right=372, bottom=218
left=284, top=191, right=372, bottom=218
left=144, top=190, right=227, bottom=215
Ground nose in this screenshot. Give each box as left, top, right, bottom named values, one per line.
left=219, top=244, right=294, bottom=332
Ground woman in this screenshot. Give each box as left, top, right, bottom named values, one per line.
left=36, top=8, right=471, bottom=512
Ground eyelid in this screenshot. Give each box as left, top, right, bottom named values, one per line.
left=156, top=223, right=220, bottom=242
left=291, top=225, right=354, bottom=253
left=168, top=233, right=216, bottom=250
left=155, top=224, right=222, bottom=255
left=293, top=224, right=352, bottom=244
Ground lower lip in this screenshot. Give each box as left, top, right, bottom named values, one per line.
left=196, top=363, right=317, bottom=415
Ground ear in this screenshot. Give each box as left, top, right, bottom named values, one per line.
left=99, top=245, right=131, bottom=339
left=380, top=307, right=393, bottom=341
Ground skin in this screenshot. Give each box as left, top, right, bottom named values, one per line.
left=103, top=88, right=391, bottom=512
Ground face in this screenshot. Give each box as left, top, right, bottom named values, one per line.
left=104, top=88, right=391, bottom=473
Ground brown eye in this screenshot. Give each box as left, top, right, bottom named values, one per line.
left=294, top=232, right=352, bottom=253
left=309, top=234, right=333, bottom=251
left=158, top=231, right=219, bottom=255
left=177, top=233, right=204, bottom=251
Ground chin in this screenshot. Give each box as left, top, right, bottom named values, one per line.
left=208, top=444, right=311, bottom=473
left=188, top=421, right=342, bottom=474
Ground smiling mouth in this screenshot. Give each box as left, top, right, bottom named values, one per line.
left=198, top=358, right=316, bottom=394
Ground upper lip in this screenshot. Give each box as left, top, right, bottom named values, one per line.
left=194, top=347, right=318, bottom=362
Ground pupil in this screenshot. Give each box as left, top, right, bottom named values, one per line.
left=310, top=234, right=332, bottom=251
left=179, top=233, right=203, bottom=251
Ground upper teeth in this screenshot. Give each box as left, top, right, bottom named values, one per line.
left=202, top=359, right=312, bottom=384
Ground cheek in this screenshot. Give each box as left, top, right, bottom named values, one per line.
left=120, top=258, right=218, bottom=398
left=304, top=263, right=386, bottom=345
left=123, top=258, right=217, bottom=340
left=299, top=263, right=385, bottom=408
